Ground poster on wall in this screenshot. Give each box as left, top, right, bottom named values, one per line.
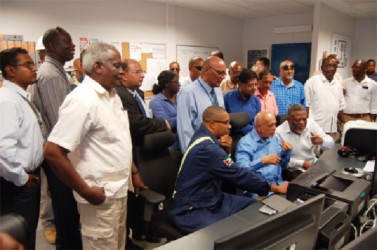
left=247, top=49, right=269, bottom=69
left=331, top=33, right=352, bottom=69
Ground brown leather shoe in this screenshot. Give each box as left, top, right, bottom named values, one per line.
left=43, top=228, right=56, bottom=245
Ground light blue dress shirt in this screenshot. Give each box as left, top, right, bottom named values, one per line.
left=177, top=77, right=224, bottom=152
left=235, top=129, right=290, bottom=185
left=0, top=80, right=44, bottom=186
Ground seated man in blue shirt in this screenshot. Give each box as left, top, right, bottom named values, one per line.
left=224, top=68, right=261, bottom=135
left=169, top=106, right=288, bottom=234
left=236, top=111, right=292, bottom=187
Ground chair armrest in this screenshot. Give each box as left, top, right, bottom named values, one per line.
left=140, top=189, right=166, bottom=205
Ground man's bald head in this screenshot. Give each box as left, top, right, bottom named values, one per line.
left=255, top=111, right=277, bottom=140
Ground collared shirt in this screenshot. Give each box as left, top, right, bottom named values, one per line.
left=236, top=129, right=290, bottom=185
left=0, top=80, right=44, bottom=186
left=343, top=76, right=377, bottom=114
left=180, top=75, right=194, bottom=89
left=304, top=74, right=346, bottom=133
left=128, top=89, right=152, bottom=118
left=48, top=76, right=133, bottom=203
left=271, top=77, right=306, bottom=115
left=219, top=79, right=237, bottom=94
left=224, top=89, right=261, bottom=135
left=275, top=119, right=334, bottom=169
left=254, top=88, right=279, bottom=116
left=177, top=77, right=224, bottom=152
left=150, top=93, right=177, bottom=131
left=33, top=55, right=71, bottom=134
left=368, top=72, right=377, bottom=82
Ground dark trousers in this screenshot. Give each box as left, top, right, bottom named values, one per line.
left=43, top=162, right=82, bottom=250
left=0, top=173, right=41, bottom=250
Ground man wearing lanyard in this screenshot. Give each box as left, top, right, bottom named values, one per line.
left=0, top=48, right=44, bottom=250
left=177, top=56, right=227, bottom=153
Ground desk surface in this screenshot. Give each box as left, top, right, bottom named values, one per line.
left=157, top=144, right=367, bottom=250
left=156, top=201, right=269, bottom=249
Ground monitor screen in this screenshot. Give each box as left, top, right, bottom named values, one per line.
left=213, top=194, right=325, bottom=250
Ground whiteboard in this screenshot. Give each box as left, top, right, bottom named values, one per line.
left=176, top=45, right=218, bottom=77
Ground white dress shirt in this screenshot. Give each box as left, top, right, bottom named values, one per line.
left=48, top=76, right=133, bottom=203
left=276, top=119, right=334, bottom=169
left=343, top=76, right=377, bottom=114
left=305, top=74, right=346, bottom=133
left=0, top=80, right=44, bottom=186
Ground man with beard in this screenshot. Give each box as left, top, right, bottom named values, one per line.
left=271, top=60, right=305, bottom=116
left=177, top=56, right=226, bottom=152
left=276, top=104, right=333, bottom=173
left=304, top=56, right=346, bottom=141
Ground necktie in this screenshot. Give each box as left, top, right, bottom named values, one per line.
left=135, top=94, right=147, bottom=117
left=210, top=88, right=219, bottom=106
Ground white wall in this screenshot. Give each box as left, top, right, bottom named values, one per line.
left=353, top=18, right=377, bottom=62
left=312, top=2, right=356, bottom=79
left=243, top=12, right=313, bottom=65
left=0, top=1, right=244, bottom=75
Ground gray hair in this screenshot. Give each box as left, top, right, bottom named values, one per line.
left=287, top=104, right=306, bottom=116
left=82, top=42, right=117, bottom=75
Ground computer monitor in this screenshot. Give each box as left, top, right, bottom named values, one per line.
left=213, top=194, right=325, bottom=250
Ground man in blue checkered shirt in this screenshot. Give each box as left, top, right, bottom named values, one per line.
left=271, top=60, right=306, bottom=116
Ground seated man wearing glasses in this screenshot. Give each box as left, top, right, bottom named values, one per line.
left=170, top=106, right=288, bottom=234
left=177, top=56, right=227, bottom=153
left=180, top=56, right=204, bottom=88
left=224, top=68, right=260, bottom=135
left=270, top=60, right=306, bottom=116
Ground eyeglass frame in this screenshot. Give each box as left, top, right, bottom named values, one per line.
left=280, top=64, right=295, bottom=71
left=209, top=66, right=227, bottom=76
left=193, top=65, right=203, bottom=71
left=14, top=61, right=37, bottom=70
left=205, top=119, right=231, bottom=125
left=128, top=70, right=145, bottom=75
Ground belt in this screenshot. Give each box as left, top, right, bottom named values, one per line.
left=344, top=113, right=369, bottom=118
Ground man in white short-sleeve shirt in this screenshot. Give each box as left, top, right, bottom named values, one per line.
left=304, top=56, right=346, bottom=138
left=44, top=42, right=146, bottom=250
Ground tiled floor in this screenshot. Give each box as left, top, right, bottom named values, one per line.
left=36, top=222, right=167, bottom=250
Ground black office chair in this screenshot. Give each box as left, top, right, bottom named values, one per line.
left=222, top=112, right=251, bottom=195
left=229, top=112, right=251, bottom=160
left=0, top=213, right=30, bottom=248
left=134, top=131, right=184, bottom=241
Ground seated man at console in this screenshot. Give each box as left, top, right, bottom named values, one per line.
left=236, top=111, right=292, bottom=187
left=276, top=104, right=334, bottom=172
left=169, top=106, right=288, bottom=234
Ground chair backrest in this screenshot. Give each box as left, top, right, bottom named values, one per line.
left=229, top=112, right=251, bottom=159
left=134, top=131, right=178, bottom=198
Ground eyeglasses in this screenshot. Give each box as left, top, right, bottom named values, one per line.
left=281, top=65, right=295, bottom=71
left=15, top=61, right=37, bottom=70
left=206, top=119, right=231, bottom=125
left=209, top=66, right=227, bottom=76
left=193, top=66, right=203, bottom=71
left=128, top=70, right=145, bottom=75
left=244, top=83, right=258, bottom=87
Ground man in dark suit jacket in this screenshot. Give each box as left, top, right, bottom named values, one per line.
left=116, top=59, right=170, bottom=247
left=116, top=58, right=170, bottom=145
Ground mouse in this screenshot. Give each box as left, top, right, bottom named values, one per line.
left=364, top=174, right=372, bottom=181
left=344, top=167, right=358, bottom=174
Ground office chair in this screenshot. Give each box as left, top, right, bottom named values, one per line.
left=222, top=112, right=250, bottom=195
left=134, top=131, right=184, bottom=241
left=0, top=213, right=29, bottom=248
left=229, top=112, right=251, bottom=159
